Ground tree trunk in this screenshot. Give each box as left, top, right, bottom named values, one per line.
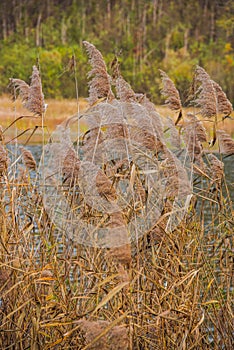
left=61, top=17, right=67, bottom=45
left=184, top=28, right=189, bottom=54
left=164, top=31, right=172, bottom=62
left=36, top=12, right=42, bottom=47
left=153, top=0, right=158, bottom=26
left=210, top=3, right=216, bottom=41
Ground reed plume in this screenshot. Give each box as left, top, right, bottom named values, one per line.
left=183, top=128, right=202, bottom=159
left=217, top=130, right=234, bottom=155
left=83, top=41, right=115, bottom=105
left=194, top=65, right=233, bottom=120
left=182, top=113, right=207, bottom=160
left=0, top=144, right=8, bottom=176
left=108, top=243, right=132, bottom=266
left=139, top=95, right=164, bottom=137
left=20, top=146, right=37, bottom=171
left=115, top=75, right=137, bottom=102
left=10, top=65, right=45, bottom=116
left=78, top=319, right=128, bottom=350
left=186, top=113, right=207, bottom=143
left=96, top=169, right=117, bottom=201
left=0, top=125, right=4, bottom=142
left=111, top=54, right=137, bottom=102
left=207, top=154, right=224, bottom=182
left=193, top=66, right=217, bottom=118
left=62, top=147, right=81, bottom=186
left=211, top=80, right=233, bottom=116
left=159, top=69, right=182, bottom=125
left=159, top=70, right=182, bottom=112
left=1, top=46, right=233, bottom=350
left=164, top=116, right=181, bottom=149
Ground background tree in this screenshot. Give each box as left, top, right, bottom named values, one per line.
left=0, top=0, right=233, bottom=104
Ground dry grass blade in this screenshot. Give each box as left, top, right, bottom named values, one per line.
left=92, top=282, right=129, bottom=314
left=159, top=69, right=182, bottom=112
left=83, top=41, right=115, bottom=105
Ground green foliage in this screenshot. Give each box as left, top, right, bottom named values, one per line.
left=0, top=0, right=233, bottom=104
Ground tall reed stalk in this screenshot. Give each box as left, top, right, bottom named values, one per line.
left=0, top=43, right=233, bottom=350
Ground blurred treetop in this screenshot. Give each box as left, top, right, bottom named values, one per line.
left=0, top=0, right=233, bottom=104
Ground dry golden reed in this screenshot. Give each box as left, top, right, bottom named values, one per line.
left=0, top=125, right=4, bottom=142
left=78, top=319, right=129, bottom=350
left=62, top=146, right=81, bottom=186
left=193, top=65, right=233, bottom=120
left=20, top=146, right=37, bottom=171
left=10, top=65, right=45, bottom=116
left=185, top=113, right=207, bottom=143
left=211, top=79, right=233, bottom=116
left=159, top=69, right=182, bottom=112
left=207, top=153, right=224, bottom=182
left=83, top=41, right=115, bottom=105
left=217, top=129, right=234, bottom=155
left=0, top=42, right=233, bottom=350
left=193, top=65, right=218, bottom=118
left=0, top=144, right=8, bottom=176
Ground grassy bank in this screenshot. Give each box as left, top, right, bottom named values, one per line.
left=0, top=94, right=233, bottom=145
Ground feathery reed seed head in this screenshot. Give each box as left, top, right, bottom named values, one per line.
left=217, top=130, right=234, bottom=155
left=10, top=65, right=45, bottom=116
left=159, top=69, right=182, bottom=111
left=20, top=146, right=37, bottom=171
left=0, top=144, right=8, bottom=175
left=83, top=41, right=115, bottom=105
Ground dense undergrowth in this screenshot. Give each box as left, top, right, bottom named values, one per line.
left=0, top=42, right=233, bottom=349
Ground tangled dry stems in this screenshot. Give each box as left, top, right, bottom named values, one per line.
left=0, top=42, right=233, bottom=349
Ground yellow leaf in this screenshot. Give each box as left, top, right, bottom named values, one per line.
left=92, top=281, right=129, bottom=315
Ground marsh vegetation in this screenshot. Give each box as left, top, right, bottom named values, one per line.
left=0, top=42, right=233, bottom=349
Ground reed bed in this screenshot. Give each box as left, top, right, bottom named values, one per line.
left=0, top=42, right=233, bottom=349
